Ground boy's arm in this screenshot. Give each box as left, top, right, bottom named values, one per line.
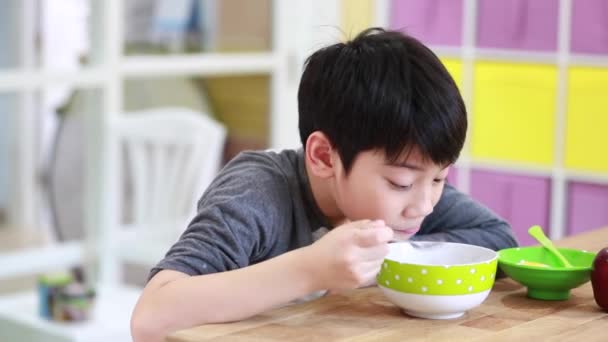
left=131, top=246, right=316, bottom=342
left=130, top=220, right=393, bottom=342
left=411, top=184, right=519, bottom=250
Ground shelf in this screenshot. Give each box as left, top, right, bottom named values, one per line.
left=427, top=47, right=608, bottom=68
left=122, top=52, right=280, bottom=78
left=0, top=242, right=84, bottom=279
left=0, top=69, right=106, bottom=92
left=464, top=159, right=608, bottom=185
left=428, top=47, right=559, bottom=63
left=570, top=53, right=608, bottom=67
left=426, top=46, right=463, bottom=59
left=469, top=159, right=553, bottom=177
left=565, top=170, right=608, bottom=185
left=380, top=0, right=608, bottom=241
left=0, top=52, right=281, bottom=91
left=473, top=48, right=557, bottom=64
left=0, top=285, right=140, bottom=342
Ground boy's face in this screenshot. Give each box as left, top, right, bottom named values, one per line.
left=332, top=148, right=449, bottom=241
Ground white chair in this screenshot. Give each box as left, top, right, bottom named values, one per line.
left=0, top=108, right=226, bottom=342
left=108, top=108, right=226, bottom=269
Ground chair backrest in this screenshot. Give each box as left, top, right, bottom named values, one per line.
left=110, top=108, right=226, bottom=240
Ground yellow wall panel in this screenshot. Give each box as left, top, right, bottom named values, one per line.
left=565, top=67, right=608, bottom=172
left=342, top=0, right=374, bottom=39
left=472, top=62, right=557, bottom=165
left=441, top=58, right=463, bottom=89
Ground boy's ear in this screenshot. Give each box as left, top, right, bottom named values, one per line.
left=305, top=131, right=337, bottom=178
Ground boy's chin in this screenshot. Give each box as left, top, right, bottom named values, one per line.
left=391, top=231, right=415, bottom=241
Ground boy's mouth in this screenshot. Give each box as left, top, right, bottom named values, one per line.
left=393, top=227, right=420, bottom=235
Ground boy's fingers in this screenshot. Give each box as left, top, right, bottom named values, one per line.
left=360, top=261, right=383, bottom=278
left=351, top=219, right=384, bottom=230
left=357, top=261, right=384, bottom=285
left=359, top=244, right=390, bottom=261
left=355, top=227, right=393, bottom=247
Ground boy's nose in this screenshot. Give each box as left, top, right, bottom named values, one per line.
left=402, top=189, right=433, bottom=218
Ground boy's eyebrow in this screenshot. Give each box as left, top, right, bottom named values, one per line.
left=386, top=161, right=425, bottom=171
left=387, top=161, right=451, bottom=171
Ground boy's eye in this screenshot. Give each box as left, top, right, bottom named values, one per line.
left=433, top=178, right=445, bottom=184
left=388, top=180, right=412, bottom=190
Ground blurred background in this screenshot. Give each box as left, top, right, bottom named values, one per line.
left=0, top=0, right=607, bottom=340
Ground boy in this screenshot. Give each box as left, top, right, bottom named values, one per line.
left=131, top=28, right=518, bottom=341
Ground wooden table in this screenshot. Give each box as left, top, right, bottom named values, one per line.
left=169, top=227, right=608, bottom=341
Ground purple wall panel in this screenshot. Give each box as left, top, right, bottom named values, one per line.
left=470, top=170, right=511, bottom=218
left=509, top=177, right=551, bottom=245
left=571, top=0, right=608, bottom=55
left=567, top=182, right=608, bottom=235
left=470, top=170, right=551, bottom=246
left=447, top=167, right=458, bottom=189
left=389, top=0, right=463, bottom=46
left=476, top=0, right=559, bottom=51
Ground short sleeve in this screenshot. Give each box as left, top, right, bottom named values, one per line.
left=149, top=153, right=293, bottom=280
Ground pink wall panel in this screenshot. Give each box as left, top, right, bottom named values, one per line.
left=389, top=0, right=463, bottom=46
left=471, top=170, right=551, bottom=246
left=476, top=0, right=559, bottom=51
left=567, top=182, right=608, bottom=235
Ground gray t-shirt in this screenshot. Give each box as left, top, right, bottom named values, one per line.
left=150, top=149, right=518, bottom=280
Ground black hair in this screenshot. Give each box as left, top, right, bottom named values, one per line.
left=298, top=27, right=467, bottom=173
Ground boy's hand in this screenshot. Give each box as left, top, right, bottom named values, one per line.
left=306, top=220, right=394, bottom=292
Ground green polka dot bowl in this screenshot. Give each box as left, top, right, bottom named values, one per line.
left=377, top=241, right=498, bottom=320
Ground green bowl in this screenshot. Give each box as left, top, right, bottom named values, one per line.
left=498, top=246, right=596, bottom=300
left=377, top=242, right=498, bottom=319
